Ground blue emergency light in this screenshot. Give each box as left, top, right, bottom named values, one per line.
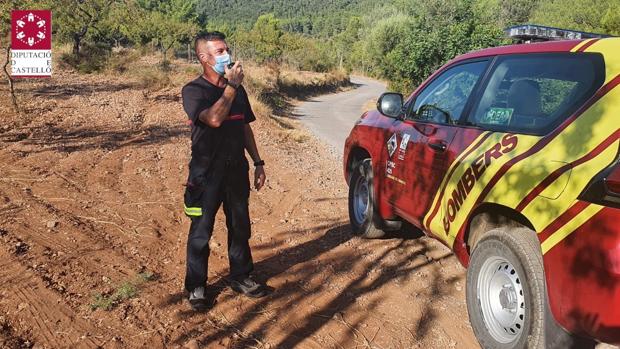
left=505, top=24, right=612, bottom=43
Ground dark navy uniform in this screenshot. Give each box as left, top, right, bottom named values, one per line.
left=181, top=76, right=256, bottom=292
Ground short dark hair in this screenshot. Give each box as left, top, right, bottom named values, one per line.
left=194, top=31, right=226, bottom=53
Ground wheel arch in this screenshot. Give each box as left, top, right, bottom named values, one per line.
left=455, top=203, right=538, bottom=266
left=459, top=204, right=589, bottom=348
left=345, top=145, right=371, bottom=185
left=345, top=145, right=399, bottom=227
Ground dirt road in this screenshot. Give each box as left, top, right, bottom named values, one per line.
left=0, top=65, right=477, bottom=348
left=294, top=76, right=386, bottom=156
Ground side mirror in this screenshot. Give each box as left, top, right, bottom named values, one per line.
left=377, top=92, right=403, bottom=118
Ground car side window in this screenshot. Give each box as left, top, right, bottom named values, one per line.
left=407, top=61, right=488, bottom=124
left=467, top=53, right=605, bottom=135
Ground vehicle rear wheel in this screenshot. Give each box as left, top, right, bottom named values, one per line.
left=467, top=227, right=597, bottom=349
left=348, top=158, right=385, bottom=239
left=467, top=227, right=545, bottom=349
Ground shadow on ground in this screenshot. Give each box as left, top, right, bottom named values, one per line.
left=0, top=123, right=189, bottom=154
left=169, top=214, right=459, bottom=348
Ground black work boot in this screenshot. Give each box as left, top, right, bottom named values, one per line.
left=230, top=277, right=272, bottom=298
left=188, top=286, right=209, bottom=311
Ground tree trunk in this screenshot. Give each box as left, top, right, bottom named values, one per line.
left=73, top=33, right=81, bottom=56
left=161, top=45, right=172, bottom=71
left=3, top=46, right=19, bottom=114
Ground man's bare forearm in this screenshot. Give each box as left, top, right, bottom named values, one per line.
left=198, top=85, right=236, bottom=127
left=244, top=124, right=261, bottom=162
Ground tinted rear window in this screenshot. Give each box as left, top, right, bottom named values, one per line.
left=467, top=53, right=605, bottom=135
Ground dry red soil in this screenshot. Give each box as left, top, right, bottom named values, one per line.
left=0, top=66, right=477, bottom=348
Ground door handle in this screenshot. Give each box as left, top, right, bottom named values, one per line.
left=428, top=141, right=447, bottom=152
left=414, top=123, right=437, bottom=136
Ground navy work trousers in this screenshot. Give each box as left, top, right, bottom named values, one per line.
left=184, top=162, right=253, bottom=292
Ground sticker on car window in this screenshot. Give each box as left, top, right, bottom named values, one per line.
left=481, top=107, right=514, bottom=125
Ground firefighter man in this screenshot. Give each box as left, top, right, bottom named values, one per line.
left=181, top=31, right=269, bottom=311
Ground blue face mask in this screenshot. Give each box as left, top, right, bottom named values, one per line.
left=211, top=53, right=231, bottom=75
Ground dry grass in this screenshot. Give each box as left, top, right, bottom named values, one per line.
left=281, top=129, right=310, bottom=143
left=228, top=63, right=350, bottom=142
left=278, top=69, right=351, bottom=99
left=361, top=98, right=378, bottom=113
left=45, top=47, right=349, bottom=142
left=243, top=63, right=279, bottom=97
left=131, top=67, right=174, bottom=91
left=243, top=63, right=350, bottom=102
left=247, top=95, right=271, bottom=119
left=124, top=55, right=200, bottom=91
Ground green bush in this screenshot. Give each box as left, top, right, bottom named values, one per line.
left=132, top=67, right=173, bottom=91
left=90, top=282, right=137, bottom=311
left=90, top=270, right=155, bottom=311
left=58, top=42, right=112, bottom=74
left=360, top=1, right=503, bottom=94
left=106, top=48, right=141, bottom=73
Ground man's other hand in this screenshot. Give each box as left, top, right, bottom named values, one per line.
left=254, top=166, right=266, bottom=191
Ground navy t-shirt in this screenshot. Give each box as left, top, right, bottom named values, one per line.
left=182, top=76, right=255, bottom=175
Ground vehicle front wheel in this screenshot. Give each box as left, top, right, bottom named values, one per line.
left=466, top=227, right=545, bottom=349
left=348, top=158, right=385, bottom=239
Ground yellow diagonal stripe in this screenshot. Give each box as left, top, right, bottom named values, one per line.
left=584, top=38, right=620, bottom=84
left=424, top=131, right=491, bottom=228
left=541, top=204, right=604, bottom=254
left=423, top=37, right=620, bottom=248
left=522, top=140, right=618, bottom=230
left=488, top=86, right=620, bottom=232
left=429, top=133, right=540, bottom=246
left=570, top=39, right=593, bottom=52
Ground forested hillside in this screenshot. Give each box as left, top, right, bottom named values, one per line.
left=196, top=0, right=366, bottom=36
left=2, top=0, right=619, bottom=91
left=195, top=0, right=620, bottom=36
left=197, top=0, right=620, bottom=90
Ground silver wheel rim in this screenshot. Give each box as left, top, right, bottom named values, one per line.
left=352, top=173, right=369, bottom=225
left=477, top=256, right=526, bottom=344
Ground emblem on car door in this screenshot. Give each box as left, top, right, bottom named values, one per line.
left=397, top=133, right=410, bottom=160
left=387, top=133, right=398, bottom=158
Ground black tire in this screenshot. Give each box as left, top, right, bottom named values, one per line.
left=466, top=227, right=595, bottom=349
left=466, top=227, right=545, bottom=349
left=348, top=158, right=385, bottom=239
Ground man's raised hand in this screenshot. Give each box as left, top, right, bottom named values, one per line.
left=225, top=61, right=244, bottom=87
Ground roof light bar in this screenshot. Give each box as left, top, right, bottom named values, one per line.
left=505, top=24, right=612, bottom=43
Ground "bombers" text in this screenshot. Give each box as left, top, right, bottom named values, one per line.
left=443, top=134, right=518, bottom=233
